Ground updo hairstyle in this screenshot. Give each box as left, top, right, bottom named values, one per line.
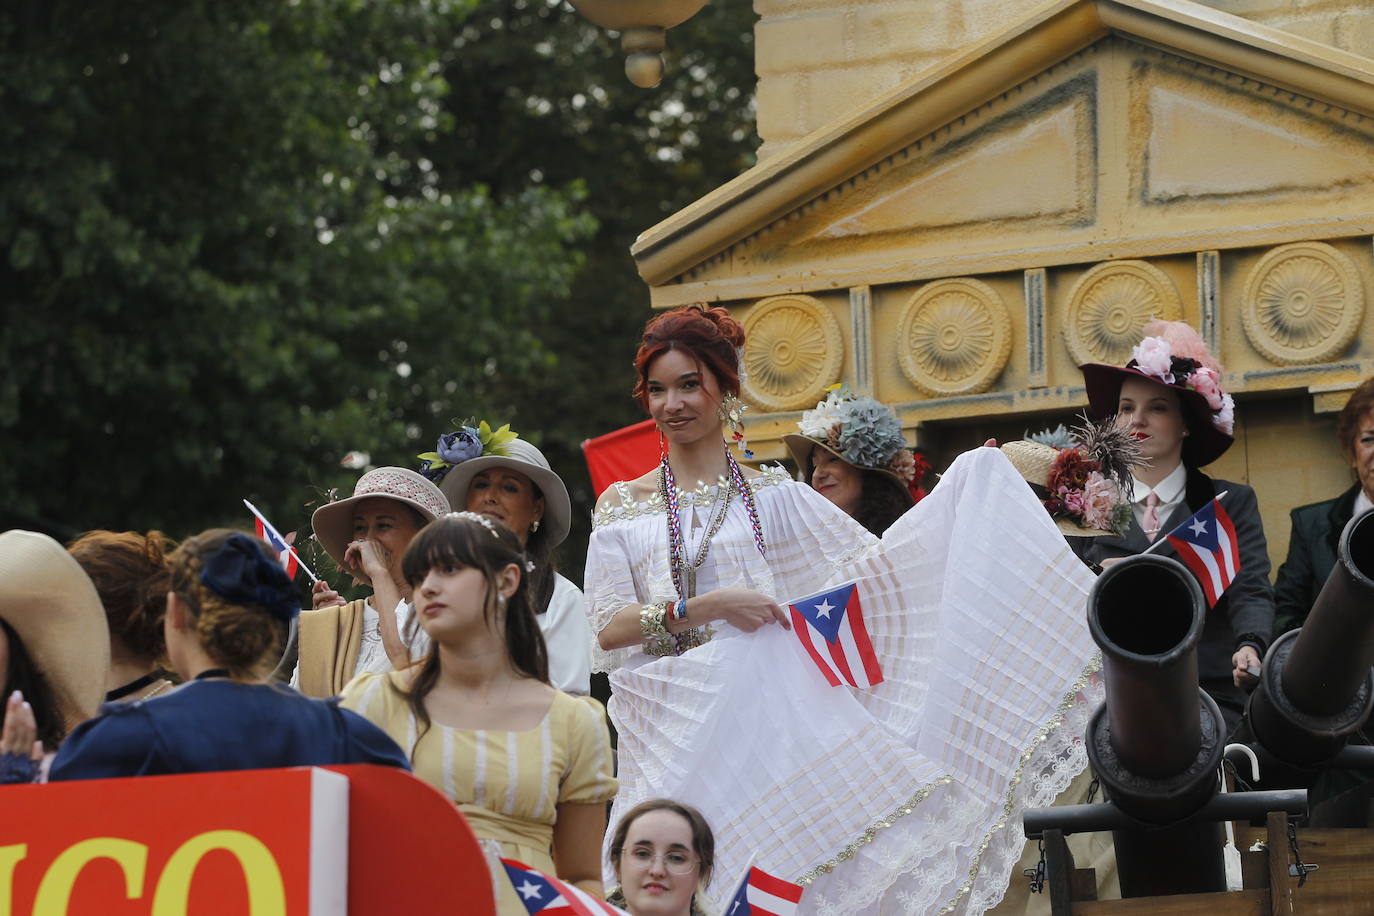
left=67, top=529, right=174, bottom=667
left=168, top=529, right=291, bottom=679
left=632, top=304, right=746, bottom=410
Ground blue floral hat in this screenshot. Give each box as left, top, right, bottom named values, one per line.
left=783, top=387, right=919, bottom=490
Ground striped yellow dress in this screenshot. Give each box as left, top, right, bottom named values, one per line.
left=340, top=671, right=617, bottom=905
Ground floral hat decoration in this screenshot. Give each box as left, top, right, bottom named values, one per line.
left=1001, top=418, right=1143, bottom=537
left=417, top=420, right=519, bottom=484
left=1079, top=319, right=1235, bottom=467
left=783, top=386, right=930, bottom=501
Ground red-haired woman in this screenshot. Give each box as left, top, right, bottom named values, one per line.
left=1274, top=375, right=1374, bottom=634
left=585, top=304, right=1103, bottom=914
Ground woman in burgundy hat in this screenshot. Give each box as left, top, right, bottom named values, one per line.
left=1074, top=319, right=1275, bottom=735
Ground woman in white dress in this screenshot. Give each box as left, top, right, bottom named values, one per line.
left=420, top=424, right=593, bottom=695
left=586, top=305, right=1104, bottom=915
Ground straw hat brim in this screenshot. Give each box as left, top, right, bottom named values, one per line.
left=311, top=474, right=449, bottom=567
left=439, top=454, right=572, bottom=548
left=999, top=439, right=1114, bottom=538
left=0, top=530, right=111, bottom=726
left=781, top=434, right=908, bottom=490
left=1079, top=362, right=1234, bottom=467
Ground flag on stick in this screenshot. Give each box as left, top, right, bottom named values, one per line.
left=788, top=581, right=883, bottom=688
left=500, top=859, right=628, bottom=916
left=722, top=859, right=804, bottom=916
left=1160, top=494, right=1240, bottom=607
left=242, top=499, right=318, bottom=584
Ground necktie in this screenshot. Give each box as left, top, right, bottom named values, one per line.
left=1143, top=491, right=1161, bottom=541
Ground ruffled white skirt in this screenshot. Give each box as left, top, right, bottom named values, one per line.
left=607, top=447, right=1103, bottom=915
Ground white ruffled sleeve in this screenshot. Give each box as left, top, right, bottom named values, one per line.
left=540, top=574, right=593, bottom=695
left=584, top=520, right=647, bottom=675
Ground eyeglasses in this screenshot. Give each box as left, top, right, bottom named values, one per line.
left=625, top=847, right=698, bottom=875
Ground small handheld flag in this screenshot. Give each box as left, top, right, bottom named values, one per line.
left=788, top=581, right=883, bottom=688
left=500, top=859, right=628, bottom=916
left=723, top=861, right=804, bottom=916
left=242, top=499, right=319, bottom=584
left=1160, top=494, right=1240, bottom=607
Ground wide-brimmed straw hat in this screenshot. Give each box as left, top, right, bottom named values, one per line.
left=0, top=530, right=111, bottom=726
left=1000, top=441, right=1115, bottom=538
left=1079, top=320, right=1235, bottom=467
left=438, top=439, right=572, bottom=547
left=310, top=467, right=450, bottom=566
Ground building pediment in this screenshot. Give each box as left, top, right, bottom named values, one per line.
left=632, top=0, right=1374, bottom=305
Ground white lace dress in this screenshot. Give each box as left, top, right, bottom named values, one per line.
left=585, top=447, right=1103, bottom=916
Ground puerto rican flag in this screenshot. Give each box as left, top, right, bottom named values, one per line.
left=789, top=582, right=883, bottom=688
left=501, top=859, right=628, bottom=916
left=1164, top=497, right=1240, bottom=607
left=243, top=499, right=300, bottom=579
left=723, top=863, right=804, bottom=916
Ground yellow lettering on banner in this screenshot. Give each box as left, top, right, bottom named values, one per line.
left=150, top=830, right=286, bottom=916
left=0, top=844, right=27, bottom=916
left=32, top=838, right=147, bottom=914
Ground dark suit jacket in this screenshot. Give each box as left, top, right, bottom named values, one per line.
left=1072, top=470, right=1275, bottom=721
left=1272, top=484, right=1361, bottom=636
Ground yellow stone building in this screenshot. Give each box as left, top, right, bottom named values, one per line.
left=630, top=0, right=1374, bottom=569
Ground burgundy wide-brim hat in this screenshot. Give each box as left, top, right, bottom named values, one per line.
left=1079, top=362, right=1234, bottom=468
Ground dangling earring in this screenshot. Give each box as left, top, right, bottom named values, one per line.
left=658, top=427, right=670, bottom=461
left=530, top=518, right=541, bottom=533
left=717, top=392, right=754, bottom=459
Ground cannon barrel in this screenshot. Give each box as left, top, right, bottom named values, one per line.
left=1246, top=508, right=1374, bottom=774
left=1085, top=554, right=1228, bottom=897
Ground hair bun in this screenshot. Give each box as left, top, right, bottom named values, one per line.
left=688, top=304, right=745, bottom=349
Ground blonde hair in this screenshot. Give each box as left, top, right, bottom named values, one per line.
left=168, top=529, right=290, bottom=679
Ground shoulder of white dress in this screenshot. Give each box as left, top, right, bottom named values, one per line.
left=745, top=463, right=794, bottom=494
left=592, top=485, right=667, bottom=529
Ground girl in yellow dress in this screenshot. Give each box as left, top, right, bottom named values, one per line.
left=341, top=512, right=615, bottom=909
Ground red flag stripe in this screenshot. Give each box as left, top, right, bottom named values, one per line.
left=749, top=866, right=804, bottom=902
left=791, top=608, right=841, bottom=686
left=845, top=590, right=884, bottom=686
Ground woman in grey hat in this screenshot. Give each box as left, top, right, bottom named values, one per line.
left=421, top=423, right=592, bottom=695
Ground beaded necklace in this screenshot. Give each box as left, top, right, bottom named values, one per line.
left=659, top=443, right=767, bottom=603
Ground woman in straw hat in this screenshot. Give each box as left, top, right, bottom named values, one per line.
left=1074, top=319, right=1275, bottom=734
left=420, top=422, right=592, bottom=695
left=68, top=529, right=178, bottom=705
left=586, top=304, right=1101, bottom=914
left=50, top=529, right=408, bottom=780
left=0, top=530, right=110, bottom=784
left=295, top=466, right=450, bottom=698
left=783, top=387, right=927, bottom=536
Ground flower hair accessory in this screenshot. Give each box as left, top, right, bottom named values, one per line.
left=445, top=510, right=502, bottom=538
left=418, top=420, right=519, bottom=483
left=199, top=533, right=300, bottom=622
left=1126, top=336, right=1235, bottom=435
left=796, top=386, right=915, bottom=484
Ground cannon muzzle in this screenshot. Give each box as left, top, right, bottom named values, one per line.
left=1246, top=508, right=1374, bottom=778
left=1085, top=553, right=1227, bottom=896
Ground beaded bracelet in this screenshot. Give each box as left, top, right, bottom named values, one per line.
left=640, top=603, right=677, bottom=657
left=669, top=598, right=688, bottom=624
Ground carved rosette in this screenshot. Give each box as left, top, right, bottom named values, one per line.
left=1242, top=242, right=1364, bottom=366
left=1063, top=260, right=1183, bottom=366
left=896, top=278, right=1011, bottom=396
left=741, top=295, right=844, bottom=411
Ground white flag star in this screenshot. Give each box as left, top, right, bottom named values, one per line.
left=516, top=880, right=544, bottom=901
left=814, top=599, right=835, bottom=618
left=1189, top=518, right=1208, bottom=537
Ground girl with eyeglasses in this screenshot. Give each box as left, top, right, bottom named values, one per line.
left=607, top=800, right=714, bottom=916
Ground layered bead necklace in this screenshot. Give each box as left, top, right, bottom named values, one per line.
left=659, top=444, right=767, bottom=604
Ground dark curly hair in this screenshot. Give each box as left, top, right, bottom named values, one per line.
left=0, top=620, right=65, bottom=750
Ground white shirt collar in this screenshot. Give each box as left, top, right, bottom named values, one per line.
left=1356, top=488, right=1373, bottom=517
left=1131, top=462, right=1187, bottom=505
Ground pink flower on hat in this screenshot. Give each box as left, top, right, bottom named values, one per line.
left=1189, top=366, right=1225, bottom=411
left=1079, top=471, right=1117, bottom=531
left=1132, top=336, right=1174, bottom=383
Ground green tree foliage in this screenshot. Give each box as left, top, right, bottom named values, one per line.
left=1, top=0, right=594, bottom=539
